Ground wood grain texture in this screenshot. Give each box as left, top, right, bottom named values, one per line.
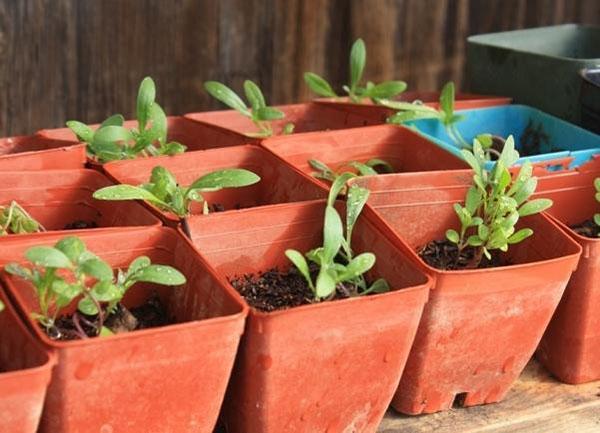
left=378, top=360, right=600, bottom=432
left=0, top=0, right=598, bottom=135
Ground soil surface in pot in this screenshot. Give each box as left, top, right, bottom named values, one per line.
left=47, top=294, right=171, bottom=341
left=418, top=239, right=505, bottom=270
left=229, top=264, right=368, bottom=312
left=64, top=220, right=99, bottom=230
left=570, top=218, right=600, bottom=238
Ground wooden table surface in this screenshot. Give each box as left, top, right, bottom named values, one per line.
left=379, top=360, right=600, bottom=433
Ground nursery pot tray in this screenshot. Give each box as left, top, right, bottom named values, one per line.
left=532, top=165, right=600, bottom=383
left=0, top=227, right=247, bottom=433
left=580, top=68, right=600, bottom=134
left=261, top=124, right=469, bottom=190
left=352, top=176, right=581, bottom=414
left=0, top=169, right=160, bottom=235
left=315, top=91, right=511, bottom=124
left=183, top=200, right=432, bottom=433
left=0, top=133, right=85, bottom=171
left=103, top=144, right=327, bottom=226
left=467, top=24, right=600, bottom=125
left=0, top=286, right=55, bottom=433
left=409, top=104, right=600, bottom=170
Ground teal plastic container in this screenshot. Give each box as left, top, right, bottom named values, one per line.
left=408, top=105, right=600, bottom=170
left=467, top=24, right=600, bottom=126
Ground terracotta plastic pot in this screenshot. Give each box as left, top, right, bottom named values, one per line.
left=314, top=91, right=512, bottom=125
left=261, top=124, right=469, bottom=189
left=0, top=286, right=55, bottom=433
left=532, top=166, right=600, bottom=383
left=103, top=144, right=327, bottom=227
left=182, top=200, right=432, bottom=433
left=0, top=169, right=160, bottom=235
left=184, top=102, right=391, bottom=140
left=0, top=227, right=247, bottom=433
left=0, top=133, right=86, bottom=171
left=351, top=177, right=581, bottom=414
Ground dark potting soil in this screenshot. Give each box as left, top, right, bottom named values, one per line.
left=63, top=220, right=98, bottom=230
left=418, top=239, right=505, bottom=271
left=209, top=203, right=246, bottom=213
left=229, top=265, right=363, bottom=312
left=519, top=119, right=563, bottom=156
left=570, top=218, right=600, bottom=238
left=47, top=294, right=171, bottom=341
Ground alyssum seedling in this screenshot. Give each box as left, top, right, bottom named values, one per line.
left=304, top=38, right=407, bottom=104
left=5, top=236, right=186, bottom=339
left=285, top=175, right=389, bottom=300
left=93, top=166, right=261, bottom=218
left=67, top=77, right=186, bottom=162
left=443, top=135, right=552, bottom=268
left=204, top=80, right=294, bottom=137
left=309, top=158, right=393, bottom=183
left=1, top=201, right=44, bottom=236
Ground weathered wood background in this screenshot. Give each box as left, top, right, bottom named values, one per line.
left=0, top=0, right=598, bottom=135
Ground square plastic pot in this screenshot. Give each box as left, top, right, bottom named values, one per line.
left=0, top=227, right=247, bottom=433
left=261, top=124, right=469, bottom=190
left=0, top=286, right=55, bottom=433
left=0, top=133, right=85, bottom=171
left=351, top=176, right=581, bottom=414
left=102, top=144, right=327, bottom=227
left=0, top=169, right=160, bottom=236
left=184, top=102, right=385, bottom=140
left=409, top=104, right=600, bottom=170
left=466, top=24, right=600, bottom=125
left=532, top=166, right=600, bottom=383
left=314, top=91, right=511, bottom=125
left=580, top=68, right=600, bottom=134
left=183, top=200, right=431, bottom=433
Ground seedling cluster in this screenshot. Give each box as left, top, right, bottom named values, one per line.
left=67, top=77, right=186, bottom=162
left=309, top=158, right=393, bottom=183
left=0, top=201, right=44, bottom=236
left=285, top=174, right=389, bottom=301
left=5, top=236, right=186, bottom=339
left=304, top=38, right=407, bottom=104
left=93, top=166, right=261, bottom=218
left=445, top=136, right=552, bottom=268
left=204, top=80, right=294, bottom=137
left=594, top=178, right=600, bottom=232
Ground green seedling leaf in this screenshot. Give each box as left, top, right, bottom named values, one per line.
left=66, top=121, right=94, bottom=143
left=446, top=229, right=460, bottom=244
left=55, top=237, right=86, bottom=263
left=282, top=123, right=295, bottom=134
left=518, top=198, right=553, bottom=217
left=204, top=81, right=250, bottom=116
left=255, top=106, right=285, bottom=121
left=349, top=38, right=366, bottom=92
left=93, top=185, right=167, bottom=206
left=78, top=296, right=99, bottom=316
left=100, top=326, right=115, bottom=337
left=26, top=246, right=72, bottom=268
left=137, top=76, right=156, bottom=131
left=349, top=162, right=378, bottom=176
left=133, top=265, right=187, bottom=285
left=439, top=82, right=455, bottom=121
left=508, top=228, right=533, bottom=244
left=315, top=267, right=336, bottom=299
left=340, top=253, right=375, bottom=281
left=188, top=169, right=261, bottom=192
left=365, top=158, right=394, bottom=173
left=367, top=278, right=390, bottom=294
left=244, top=80, right=266, bottom=111
left=346, top=184, right=369, bottom=244
left=322, top=206, right=344, bottom=263
left=304, top=72, right=337, bottom=97
left=328, top=172, right=356, bottom=206
left=366, top=81, right=407, bottom=100
left=80, top=258, right=114, bottom=281
left=127, top=256, right=151, bottom=275
left=100, top=114, right=125, bottom=128
left=285, top=250, right=314, bottom=291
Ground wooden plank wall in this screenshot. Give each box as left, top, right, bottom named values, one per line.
left=0, top=0, right=598, bottom=135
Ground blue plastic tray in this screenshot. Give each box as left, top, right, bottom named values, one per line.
left=407, top=105, right=600, bottom=170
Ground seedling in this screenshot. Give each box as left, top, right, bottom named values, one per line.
left=304, top=38, right=407, bottom=104
left=0, top=201, right=44, bottom=235
left=445, top=135, right=552, bottom=268
left=204, top=80, right=294, bottom=137
left=383, top=82, right=504, bottom=159
left=309, top=158, right=393, bottom=183
left=285, top=174, right=389, bottom=301
left=4, top=236, right=186, bottom=339
left=66, top=77, right=186, bottom=162
left=93, top=166, right=261, bottom=218
left=593, top=178, right=600, bottom=233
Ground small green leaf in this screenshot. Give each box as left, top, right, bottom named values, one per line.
left=81, top=258, right=114, bottom=281
left=478, top=224, right=489, bottom=241
left=367, top=278, right=390, bottom=294
left=461, top=149, right=481, bottom=175
left=594, top=178, right=600, bottom=192
left=255, top=107, right=285, bottom=121
left=340, top=253, right=375, bottom=281
left=93, top=185, right=167, bottom=206
left=365, top=158, right=394, bottom=173
left=243, top=80, right=266, bottom=111
left=134, top=265, right=187, bottom=285
left=204, top=81, right=250, bottom=116
left=137, top=77, right=156, bottom=131
left=366, top=81, right=407, bottom=100
left=349, top=161, right=378, bottom=176
left=467, top=235, right=484, bottom=246
left=187, top=169, right=261, bottom=192
left=475, top=133, right=493, bottom=149
left=78, top=296, right=99, bottom=316
left=315, top=267, right=336, bottom=298
left=285, top=250, right=314, bottom=290
left=92, top=125, right=133, bottom=148
left=90, top=280, right=123, bottom=302
left=4, top=263, right=32, bottom=280
left=439, top=82, right=455, bottom=121
left=127, top=256, right=151, bottom=275
left=594, top=213, right=600, bottom=227
left=304, top=72, right=337, bottom=97
left=322, top=206, right=344, bottom=263
left=518, top=198, right=553, bottom=217
left=26, top=246, right=72, bottom=268
left=507, top=228, right=534, bottom=244
left=66, top=121, right=94, bottom=143
left=349, top=38, right=366, bottom=92
left=346, top=184, right=369, bottom=241
left=100, top=326, right=115, bottom=337
left=446, top=229, right=460, bottom=244
left=282, top=123, right=295, bottom=134
left=55, top=237, right=86, bottom=263
left=100, top=114, right=125, bottom=128
left=327, top=172, right=356, bottom=206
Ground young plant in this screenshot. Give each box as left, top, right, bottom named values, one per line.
left=285, top=174, right=389, bottom=301
left=0, top=201, right=44, bottom=236
left=66, top=77, right=186, bottom=162
left=309, top=158, right=393, bottom=183
left=93, top=166, right=261, bottom=218
left=445, top=135, right=553, bottom=268
left=4, top=236, right=186, bottom=339
left=204, top=80, right=294, bottom=137
left=304, top=38, right=407, bottom=104
left=593, top=178, right=600, bottom=233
